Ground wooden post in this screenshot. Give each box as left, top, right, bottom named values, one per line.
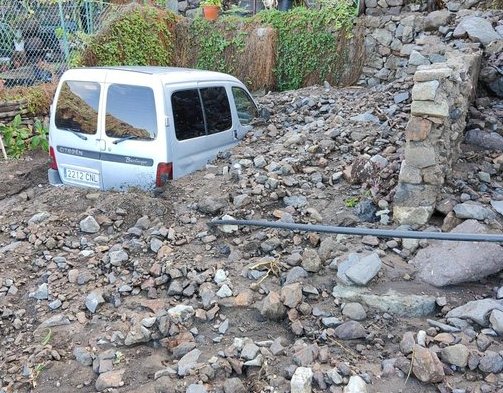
left=0, top=134, right=7, bottom=160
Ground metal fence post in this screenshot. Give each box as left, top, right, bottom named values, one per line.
left=57, top=0, right=69, bottom=62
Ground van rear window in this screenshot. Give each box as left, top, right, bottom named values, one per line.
left=55, top=81, right=100, bottom=135
left=171, top=87, right=232, bottom=141
left=105, top=84, right=157, bottom=140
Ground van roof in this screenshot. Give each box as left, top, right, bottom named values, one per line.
left=67, top=66, right=242, bottom=84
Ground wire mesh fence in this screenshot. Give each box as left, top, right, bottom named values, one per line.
left=0, top=0, right=127, bottom=88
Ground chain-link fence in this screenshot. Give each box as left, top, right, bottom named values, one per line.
left=0, top=0, right=126, bottom=88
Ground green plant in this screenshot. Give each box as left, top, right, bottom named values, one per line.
left=0, top=115, right=31, bottom=158
left=0, top=115, right=49, bottom=158
left=82, top=6, right=177, bottom=67
left=30, top=118, right=49, bottom=152
left=344, top=196, right=359, bottom=208
left=256, top=5, right=356, bottom=90
left=201, top=0, right=222, bottom=6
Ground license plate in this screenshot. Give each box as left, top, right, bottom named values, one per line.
left=64, top=168, right=100, bottom=185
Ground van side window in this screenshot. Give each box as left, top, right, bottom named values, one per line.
left=232, top=87, right=258, bottom=125
left=55, top=81, right=100, bottom=135
left=105, top=84, right=156, bottom=140
left=171, top=89, right=205, bottom=140
left=200, top=87, right=232, bottom=134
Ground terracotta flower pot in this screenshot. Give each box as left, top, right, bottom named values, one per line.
left=202, top=5, right=220, bottom=21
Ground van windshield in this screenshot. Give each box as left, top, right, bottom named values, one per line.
left=105, top=84, right=157, bottom=141
left=55, top=81, right=100, bottom=135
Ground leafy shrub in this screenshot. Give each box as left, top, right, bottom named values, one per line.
left=0, top=115, right=48, bottom=159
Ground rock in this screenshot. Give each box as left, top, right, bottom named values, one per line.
left=424, top=10, right=452, bottom=31
left=291, top=367, right=313, bottom=393
left=80, top=216, right=100, bottom=233
left=284, top=195, right=308, bottom=208
left=223, top=378, right=246, bottom=393
left=285, top=266, right=309, bottom=285
left=343, top=375, right=368, bottom=393
left=446, top=299, right=503, bottom=327
left=327, top=368, right=343, bottom=385
left=400, top=332, right=415, bottom=355
left=177, top=348, right=202, bottom=376
left=453, top=16, right=502, bottom=46
left=260, top=291, right=286, bottom=321
left=354, top=200, right=378, bottom=223
left=334, top=321, right=366, bottom=340
left=411, top=81, right=439, bottom=101
left=150, top=238, right=163, bottom=253
left=28, top=211, right=51, bottom=225
left=95, top=369, right=125, bottom=391
left=409, top=50, right=430, bottom=66
left=109, top=249, right=129, bottom=266
left=301, top=248, right=322, bottom=273
left=342, top=303, right=367, bottom=321
left=491, top=200, right=503, bottom=217
left=465, top=129, right=503, bottom=150
left=187, top=384, right=207, bottom=393
left=241, top=342, right=260, bottom=360
left=125, top=324, right=151, bottom=345
left=411, top=100, right=449, bottom=118
left=167, top=305, right=195, bottom=324
left=281, top=283, right=303, bottom=308
left=85, top=291, right=105, bottom=313
left=197, top=197, right=226, bottom=214
left=216, top=284, right=233, bottom=298
left=219, top=214, right=239, bottom=233
left=74, top=347, right=93, bottom=366
left=440, top=344, right=469, bottom=367
left=411, top=220, right=503, bottom=287
left=30, top=283, right=49, bottom=300
left=332, top=286, right=436, bottom=317
left=412, top=345, right=445, bottom=383
left=350, top=112, right=380, bottom=124
left=342, top=253, right=382, bottom=286
left=489, top=309, right=503, bottom=335
left=453, top=202, right=495, bottom=220
left=479, top=351, right=503, bottom=373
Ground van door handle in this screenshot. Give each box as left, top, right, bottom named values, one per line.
left=233, top=130, right=237, bottom=139
left=97, top=139, right=106, bottom=151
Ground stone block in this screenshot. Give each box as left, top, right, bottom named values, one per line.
left=422, top=165, right=445, bottom=185
left=393, top=206, right=434, bottom=225
left=405, top=116, right=432, bottom=141
left=386, top=0, right=403, bottom=6
left=372, top=29, right=393, bottom=46
left=365, top=0, right=378, bottom=7
left=405, top=143, right=437, bottom=168
left=412, top=81, right=439, bottom=101
left=414, top=68, right=452, bottom=82
left=411, top=100, right=449, bottom=118
left=393, top=182, right=437, bottom=206
left=399, top=161, right=422, bottom=184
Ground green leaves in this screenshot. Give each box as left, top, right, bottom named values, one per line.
left=256, top=6, right=356, bottom=91
left=0, top=115, right=48, bottom=159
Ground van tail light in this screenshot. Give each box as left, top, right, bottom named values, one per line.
left=49, top=146, right=58, bottom=170
left=156, top=162, right=173, bottom=187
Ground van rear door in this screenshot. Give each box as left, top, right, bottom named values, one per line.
left=166, top=82, right=235, bottom=179
left=52, top=79, right=104, bottom=189
left=99, top=73, right=164, bottom=190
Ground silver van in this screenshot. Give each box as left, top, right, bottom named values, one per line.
left=47, top=66, right=259, bottom=190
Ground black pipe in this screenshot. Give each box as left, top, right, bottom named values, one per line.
left=208, top=219, right=503, bottom=243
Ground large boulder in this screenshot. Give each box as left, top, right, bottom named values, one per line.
left=411, top=220, right=503, bottom=287
left=453, top=16, right=502, bottom=46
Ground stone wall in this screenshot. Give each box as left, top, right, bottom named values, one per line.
left=393, top=52, right=482, bottom=225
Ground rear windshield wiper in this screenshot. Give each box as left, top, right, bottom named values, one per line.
left=65, top=128, right=88, bottom=140
left=112, top=135, right=140, bottom=145
left=112, top=135, right=153, bottom=145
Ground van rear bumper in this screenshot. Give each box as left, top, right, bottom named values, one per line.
left=48, top=169, right=63, bottom=186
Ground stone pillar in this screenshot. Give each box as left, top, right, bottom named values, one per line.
left=393, top=52, right=481, bottom=225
